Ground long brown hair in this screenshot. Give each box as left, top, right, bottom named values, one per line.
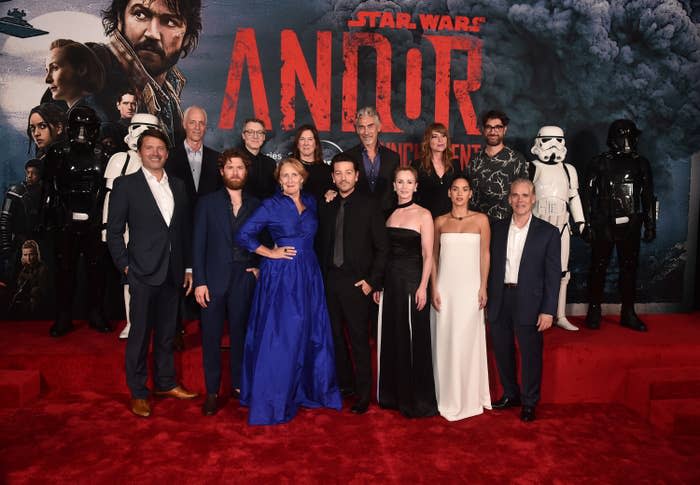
left=419, top=123, right=453, bottom=174
left=291, top=124, right=323, bottom=165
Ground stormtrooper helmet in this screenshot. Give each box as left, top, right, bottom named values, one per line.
left=67, top=106, right=100, bottom=145
left=531, top=126, right=567, bottom=164
left=607, top=119, right=640, bottom=154
left=125, top=114, right=163, bottom=151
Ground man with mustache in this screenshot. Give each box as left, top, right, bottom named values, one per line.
left=192, top=148, right=260, bottom=415
left=82, top=0, right=202, bottom=142
left=467, top=110, right=529, bottom=222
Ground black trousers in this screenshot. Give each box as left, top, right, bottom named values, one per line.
left=326, top=267, right=373, bottom=404
left=588, top=221, right=642, bottom=309
left=200, top=263, right=256, bottom=394
left=126, top=274, right=179, bottom=399
left=489, top=286, right=543, bottom=407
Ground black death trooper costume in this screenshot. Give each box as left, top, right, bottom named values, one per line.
left=43, top=106, right=111, bottom=337
left=529, top=126, right=585, bottom=332
left=584, top=119, right=656, bottom=332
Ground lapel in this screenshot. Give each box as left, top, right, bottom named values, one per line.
left=494, top=220, right=508, bottom=277
left=179, top=146, right=198, bottom=196
left=518, top=216, right=538, bottom=277
left=136, top=169, right=168, bottom=229
left=215, top=188, right=233, bottom=245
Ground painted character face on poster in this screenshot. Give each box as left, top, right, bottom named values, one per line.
left=118, top=0, right=187, bottom=77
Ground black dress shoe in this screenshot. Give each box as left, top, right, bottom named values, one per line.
left=202, top=394, right=218, bottom=416
left=231, top=388, right=241, bottom=400
left=173, top=333, right=185, bottom=352
left=520, top=405, right=536, bottom=422
left=88, top=309, right=112, bottom=333
left=491, top=396, right=521, bottom=409
left=620, top=309, right=648, bottom=332
left=585, top=304, right=601, bottom=329
left=49, top=319, right=74, bottom=337
left=350, top=400, right=369, bottom=414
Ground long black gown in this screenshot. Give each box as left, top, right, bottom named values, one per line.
left=376, top=227, right=437, bottom=417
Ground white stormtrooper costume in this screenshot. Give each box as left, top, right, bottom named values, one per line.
left=101, top=114, right=162, bottom=339
left=530, top=126, right=585, bottom=331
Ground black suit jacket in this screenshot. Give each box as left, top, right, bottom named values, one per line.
left=318, top=190, right=389, bottom=290
left=343, top=144, right=400, bottom=216
left=487, top=215, right=561, bottom=326
left=164, top=143, right=222, bottom=206
left=106, top=170, right=191, bottom=286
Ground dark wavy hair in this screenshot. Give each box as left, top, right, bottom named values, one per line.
left=480, top=109, right=510, bottom=128
left=217, top=147, right=251, bottom=170
left=26, top=103, right=67, bottom=155
left=101, top=0, right=202, bottom=57
left=291, top=124, right=323, bottom=165
left=419, top=122, right=454, bottom=175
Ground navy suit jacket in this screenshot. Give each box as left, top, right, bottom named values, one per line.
left=487, top=215, right=561, bottom=326
left=106, top=170, right=191, bottom=286
left=164, top=143, right=222, bottom=207
left=192, top=188, right=260, bottom=293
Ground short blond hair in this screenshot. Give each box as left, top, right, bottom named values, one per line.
left=274, top=157, right=308, bottom=184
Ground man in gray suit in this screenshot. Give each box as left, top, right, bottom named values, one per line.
left=107, top=128, right=197, bottom=417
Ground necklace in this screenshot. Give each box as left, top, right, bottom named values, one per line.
left=450, top=210, right=469, bottom=221
left=397, top=200, right=414, bottom=209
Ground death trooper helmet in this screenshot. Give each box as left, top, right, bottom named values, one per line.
left=607, top=119, right=640, bottom=154
left=67, top=106, right=100, bottom=145
left=531, top=125, right=567, bottom=164
left=125, top=114, right=163, bottom=151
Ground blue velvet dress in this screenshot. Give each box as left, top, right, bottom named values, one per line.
left=236, top=192, right=342, bottom=425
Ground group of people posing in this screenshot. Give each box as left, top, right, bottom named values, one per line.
left=101, top=104, right=564, bottom=426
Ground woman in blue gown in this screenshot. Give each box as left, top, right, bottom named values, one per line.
left=236, top=158, right=342, bottom=425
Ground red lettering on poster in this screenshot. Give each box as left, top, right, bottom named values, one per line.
left=426, top=35, right=482, bottom=135
left=341, top=33, right=401, bottom=133
left=280, top=30, right=332, bottom=131
left=405, top=48, right=422, bottom=120
left=418, top=14, right=440, bottom=31
left=219, top=28, right=271, bottom=129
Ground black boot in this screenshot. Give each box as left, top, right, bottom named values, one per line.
left=620, top=306, right=647, bottom=332
left=585, top=304, right=601, bottom=329
left=50, top=313, right=75, bottom=337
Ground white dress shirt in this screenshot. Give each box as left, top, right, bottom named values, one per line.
left=142, top=167, right=174, bottom=227
left=184, top=140, right=203, bottom=191
left=505, top=214, right=532, bottom=284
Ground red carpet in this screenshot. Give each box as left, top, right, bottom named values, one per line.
left=1, top=313, right=699, bottom=483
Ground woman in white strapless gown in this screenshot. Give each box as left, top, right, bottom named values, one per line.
left=430, top=175, right=491, bottom=421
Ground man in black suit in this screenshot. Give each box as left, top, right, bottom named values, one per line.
left=193, top=148, right=260, bottom=416
left=165, top=106, right=222, bottom=206
left=342, top=106, right=400, bottom=217
left=318, top=153, right=389, bottom=414
left=240, top=118, right=277, bottom=200
left=487, top=178, right=561, bottom=422
left=107, top=128, right=197, bottom=418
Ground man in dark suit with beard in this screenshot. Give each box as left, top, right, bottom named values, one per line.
left=107, top=128, right=197, bottom=417
left=487, top=178, right=561, bottom=422
left=318, top=153, right=389, bottom=414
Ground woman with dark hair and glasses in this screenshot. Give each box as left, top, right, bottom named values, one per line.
left=411, top=123, right=464, bottom=219
left=291, top=124, right=332, bottom=201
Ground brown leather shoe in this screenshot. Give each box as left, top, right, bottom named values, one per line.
left=154, top=385, right=198, bottom=400
left=130, top=398, right=151, bottom=417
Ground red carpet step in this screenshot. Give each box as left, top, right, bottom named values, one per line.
left=0, top=370, right=40, bottom=408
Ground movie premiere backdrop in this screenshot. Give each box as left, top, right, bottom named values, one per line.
left=0, top=0, right=698, bottom=318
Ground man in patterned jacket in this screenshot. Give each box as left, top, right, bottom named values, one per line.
left=467, top=110, right=529, bottom=222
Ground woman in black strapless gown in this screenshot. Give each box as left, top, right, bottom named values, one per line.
left=375, top=166, right=437, bottom=418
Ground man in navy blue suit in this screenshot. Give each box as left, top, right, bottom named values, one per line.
left=192, top=147, right=260, bottom=416
left=487, top=178, right=561, bottom=422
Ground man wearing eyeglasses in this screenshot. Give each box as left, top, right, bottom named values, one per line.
left=467, top=110, right=529, bottom=222
left=240, top=118, right=277, bottom=200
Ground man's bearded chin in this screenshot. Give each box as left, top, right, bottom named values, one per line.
left=224, top=177, right=246, bottom=190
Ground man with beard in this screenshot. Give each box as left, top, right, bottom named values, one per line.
left=467, top=110, right=529, bottom=222
left=84, top=0, right=202, bottom=142
left=192, top=148, right=260, bottom=415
